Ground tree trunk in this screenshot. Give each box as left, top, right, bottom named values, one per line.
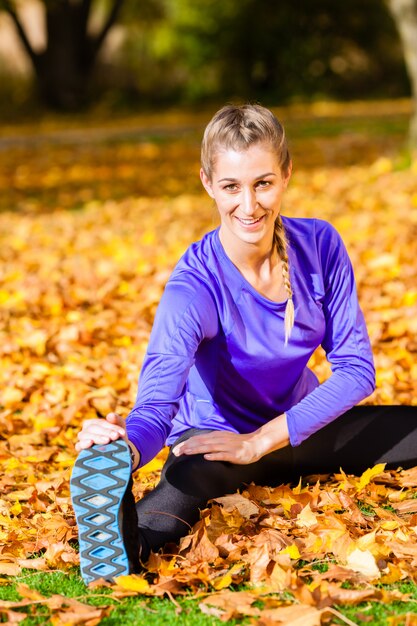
left=35, top=2, right=94, bottom=110
left=386, top=0, right=417, bottom=152
left=4, top=0, right=124, bottom=111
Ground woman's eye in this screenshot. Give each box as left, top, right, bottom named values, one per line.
left=256, top=180, right=270, bottom=188
left=224, top=184, right=238, bottom=191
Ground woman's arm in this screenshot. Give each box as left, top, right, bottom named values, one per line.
left=125, top=274, right=218, bottom=468
left=285, top=221, right=375, bottom=447
left=173, top=412, right=290, bottom=464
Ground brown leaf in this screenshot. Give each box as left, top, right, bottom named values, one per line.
left=255, top=604, right=324, bottom=625
left=0, top=563, right=21, bottom=576
left=199, top=590, right=260, bottom=621
left=338, top=491, right=368, bottom=526
left=213, top=494, right=259, bottom=518
left=179, top=522, right=219, bottom=565
left=392, top=500, right=417, bottom=514
left=0, top=608, right=27, bottom=623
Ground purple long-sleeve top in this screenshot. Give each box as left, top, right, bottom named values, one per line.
left=126, top=217, right=375, bottom=468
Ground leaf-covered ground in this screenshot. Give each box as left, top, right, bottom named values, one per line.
left=1, top=100, right=417, bottom=625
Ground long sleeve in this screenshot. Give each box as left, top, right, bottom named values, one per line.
left=126, top=273, right=218, bottom=467
left=285, top=221, right=376, bottom=447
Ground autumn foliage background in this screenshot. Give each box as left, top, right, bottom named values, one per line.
left=1, top=100, right=417, bottom=624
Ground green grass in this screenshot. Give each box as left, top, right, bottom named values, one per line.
left=0, top=569, right=244, bottom=625
left=2, top=570, right=417, bottom=625
left=357, top=501, right=377, bottom=517
left=285, top=114, right=409, bottom=139
left=333, top=581, right=417, bottom=626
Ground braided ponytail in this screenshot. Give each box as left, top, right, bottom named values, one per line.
left=274, top=216, right=294, bottom=346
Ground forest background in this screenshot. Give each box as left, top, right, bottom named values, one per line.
left=1, top=1, right=417, bottom=625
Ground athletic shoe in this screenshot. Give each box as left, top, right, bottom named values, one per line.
left=70, top=439, right=140, bottom=584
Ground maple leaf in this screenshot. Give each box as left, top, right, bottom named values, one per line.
left=356, top=463, right=387, bottom=492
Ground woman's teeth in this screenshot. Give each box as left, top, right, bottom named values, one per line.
left=238, top=217, right=262, bottom=224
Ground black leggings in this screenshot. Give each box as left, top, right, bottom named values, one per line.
left=135, top=405, right=417, bottom=560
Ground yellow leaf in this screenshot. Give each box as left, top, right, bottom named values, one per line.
left=381, top=520, right=399, bottom=531
left=10, top=501, right=22, bottom=516
left=113, top=336, right=132, bottom=347
left=380, top=563, right=403, bottom=584
left=140, top=231, right=156, bottom=245
left=0, top=289, right=10, bottom=304
left=115, top=575, right=151, bottom=593
left=33, top=415, right=57, bottom=431
left=370, top=157, right=392, bottom=175
left=292, top=477, right=303, bottom=495
left=403, top=290, right=417, bottom=306
left=356, top=463, right=386, bottom=491
left=280, top=496, right=297, bottom=514
left=5, top=458, right=24, bottom=471
left=211, top=563, right=243, bottom=590
left=212, top=572, right=233, bottom=590
left=279, top=544, right=301, bottom=560
left=138, top=453, right=167, bottom=475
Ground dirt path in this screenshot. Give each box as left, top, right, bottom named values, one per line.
left=0, top=98, right=411, bottom=149
left=0, top=122, right=202, bottom=150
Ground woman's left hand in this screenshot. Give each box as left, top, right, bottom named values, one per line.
left=172, top=430, right=262, bottom=465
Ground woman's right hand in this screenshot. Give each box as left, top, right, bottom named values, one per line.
left=75, top=412, right=128, bottom=452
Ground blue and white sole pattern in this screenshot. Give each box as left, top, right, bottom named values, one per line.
left=70, top=439, right=132, bottom=584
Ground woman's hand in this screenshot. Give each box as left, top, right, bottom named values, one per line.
left=172, top=430, right=263, bottom=464
left=172, top=414, right=290, bottom=465
left=75, top=412, right=128, bottom=452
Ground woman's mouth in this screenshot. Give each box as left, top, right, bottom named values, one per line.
left=235, top=215, right=264, bottom=227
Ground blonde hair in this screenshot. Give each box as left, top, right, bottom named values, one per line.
left=201, top=104, right=294, bottom=345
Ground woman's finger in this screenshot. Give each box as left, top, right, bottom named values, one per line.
left=78, top=421, right=125, bottom=438
left=174, top=440, right=234, bottom=456
left=106, top=412, right=126, bottom=427
left=81, top=423, right=125, bottom=436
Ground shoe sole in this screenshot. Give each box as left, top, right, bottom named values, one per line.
left=70, top=439, right=132, bottom=584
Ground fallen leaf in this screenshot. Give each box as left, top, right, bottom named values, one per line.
left=345, top=548, right=381, bottom=579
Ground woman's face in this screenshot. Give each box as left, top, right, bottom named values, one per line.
left=200, top=142, right=291, bottom=253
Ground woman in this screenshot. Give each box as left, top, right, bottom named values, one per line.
left=70, top=104, right=416, bottom=585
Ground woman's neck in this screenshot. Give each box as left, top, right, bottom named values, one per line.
left=219, top=227, right=278, bottom=277
left=219, top=228, right=287, bottom=302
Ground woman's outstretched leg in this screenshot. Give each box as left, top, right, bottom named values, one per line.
left=292, top=405, right=417, bottom=476
left=136, top=407, right=417, bottom=559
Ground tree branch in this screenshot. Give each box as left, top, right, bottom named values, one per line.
left=91, top=0, right=124, bottom=58
left=2, top=0, right=39, bottom=69
left=79, top=0, right=93, bottom=37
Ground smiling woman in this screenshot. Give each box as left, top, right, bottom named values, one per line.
left=70, top=103, right=417, bottom=585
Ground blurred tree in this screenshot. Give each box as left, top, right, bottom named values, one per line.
left=159, top=0, right=408, bottom=104
left=386, top=0, right=417, bottom=150
left=0, top=0, right=164, bottom=110
left=0, top=0, right=413, bottom=115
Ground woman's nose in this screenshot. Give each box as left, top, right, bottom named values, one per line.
left=241, top=188, right=257, bottom=215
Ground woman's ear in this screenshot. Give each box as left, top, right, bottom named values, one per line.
left=283, top=161, right=292, bottom=188
left=200, top=168, right=215, bottom=198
